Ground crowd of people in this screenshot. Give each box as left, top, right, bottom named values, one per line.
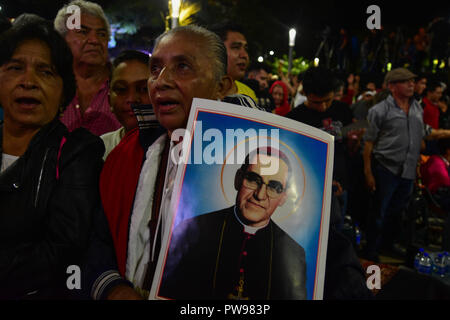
left=315, top=17, right=450, bottom=75
left=0, top=0, right=449, bottom=300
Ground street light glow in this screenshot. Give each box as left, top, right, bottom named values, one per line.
left=314, top=58, right=320, bottom=67
left=172, top=0, right=181, bottom=18
left=258, top=56, right=264, bottom=63
left=387, top=62, right=392, bottom=72
left=288, top=28, right=296, bottom=74
left=269, top=50, right=274, bottom=56
left=289, top=28, right=296, bottom=47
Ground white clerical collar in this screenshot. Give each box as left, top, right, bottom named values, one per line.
left=233, top=205, right=269, bottom=235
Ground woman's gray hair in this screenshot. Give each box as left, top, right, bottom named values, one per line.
left=154, top=25, right=227, bottom=82
left=54, top=0, right=111, bottom=39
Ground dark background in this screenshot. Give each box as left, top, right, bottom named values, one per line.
left=1, top=0, right=449, bottom=75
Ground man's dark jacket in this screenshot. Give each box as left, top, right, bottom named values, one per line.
left=159, top=206, right=307, bottom=300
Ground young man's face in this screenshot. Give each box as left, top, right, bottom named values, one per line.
left=109, top=59, right=150, bottom=132
left=236, top=154, right=288, bottom=228
left=305, top=92, right=334, bottom=112
left=428, top=86, right=443, bottom=103
left=223, top=31, right=249, bottom=81
left=254, top=69, right=269, bottom=91
left=414, top=78, right=427, bottom=95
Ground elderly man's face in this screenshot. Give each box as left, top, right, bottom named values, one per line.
left=0, top=39, right=63, bottom=129
left=148, top=33, right=225, bottom=135
left=64, top=13, right=109, bottom=66
left=389, top=79, right=415, bottom=99
left=110, top=59, right=150, bottom=132
left=236, top=154, right=289, bottom=227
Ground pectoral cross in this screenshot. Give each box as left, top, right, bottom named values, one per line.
left=227, top=275, right=249, bottom=300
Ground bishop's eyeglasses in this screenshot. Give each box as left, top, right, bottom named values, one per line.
left=242, top=171, right=285, bottom=199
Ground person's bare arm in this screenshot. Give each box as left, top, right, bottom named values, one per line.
left=426, top=128, right=450, bottom=140
left=280, top=73, right=296, bottom=97
left=363, top=140, right=376, bottom=192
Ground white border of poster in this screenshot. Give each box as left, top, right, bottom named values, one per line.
left=150, top=98, right=334, bottom=300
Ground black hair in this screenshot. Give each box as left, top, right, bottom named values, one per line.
left=302, top=67, right=335, bottom=96
left=333, top=78, right=345, bottom=93
left=425, top=79, right=443, bottom=94
left=414, top=72, right=427, bottom=82
left=247, top=61, right=271, bottom=74
left=0, top=14, right=75, bottom=111
left=438, top=138, right=450, bottom=156
left=112, top=50, right=150, bottom=69
left=0, top=12, right=11, bottom=34
left=362, top=80, right=377, bottom=90
left=296, top=72, right=305, bottom=82
left=209, top=21, right=245, bottom=42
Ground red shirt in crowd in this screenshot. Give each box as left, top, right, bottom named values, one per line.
left=422, top=97, right=440, bottom=129
left=60, top=81, right=121, bottom=136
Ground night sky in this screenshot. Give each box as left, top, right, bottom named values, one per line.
left=1, top=0, right=449, bottom=60
left=246, top=0, right=450, bottom=56
left=3, top=0, right=448, bottom=28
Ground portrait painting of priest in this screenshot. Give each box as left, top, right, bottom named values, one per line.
left=150, top=99, right=333, bottom=300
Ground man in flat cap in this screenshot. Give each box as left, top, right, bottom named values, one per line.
left=362, top=68, right=450, bottom=261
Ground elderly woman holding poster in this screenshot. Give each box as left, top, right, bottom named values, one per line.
left=101, top=25, right=373, bottom=300
left=100, top=25, right=234, bottom=298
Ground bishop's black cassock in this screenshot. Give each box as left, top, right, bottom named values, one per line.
left=158, top=206, right=307, bottom=300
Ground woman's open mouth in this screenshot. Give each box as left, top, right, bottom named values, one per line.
left=15, top=97, right=41, bottom=110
